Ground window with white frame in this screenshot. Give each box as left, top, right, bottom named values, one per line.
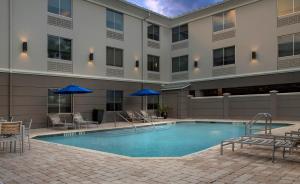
left=48, top=0, right=72, bottom=18
left=278, top=33, right=300, bottom=57
left=106, top=90, right=123, bottom=111
left=213, top=46, right=235, bottom=67
left=148, top=23, right=160, bottom=41
left=106, top=47, right=123, bottom=67
left=172, top=55, right=188, bottom=73
left=48, top=89, right=72, bottom=113
left=277, top=0, right=300, bottom=16
left=48, top=35, right=72, bottom=61
left=148, top=55, right=160, bottom=72
left=106, top=9, right=124, bottom=31
left=213, top=10, right=236, bottom=32
left=172, top=24, right=188, bottom=42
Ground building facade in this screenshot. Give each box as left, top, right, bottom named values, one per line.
left=0, top=0, right=300, bottom=127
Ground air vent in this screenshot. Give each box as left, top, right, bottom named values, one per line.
left=171, top=41, right=189, bottom=51
left=106, top=67, right=124, bottom=78
left=171, top=72, right=188, bottom=81
left=278, top=14, right=300, bottom=27
left=148, top=72, right=160, bottom=80
left=107, top=30, right=124, bottom=41
left=212, top=30, right=235, bottom=42
left=47, top=15, right=73, bottom=30
left=48, top=61, right=73, bottom=73
left=278, top=57, right=300, bottom=69
left=212, top=65, right=236, bottom=76
left=148, top=41, right=160, bottom=49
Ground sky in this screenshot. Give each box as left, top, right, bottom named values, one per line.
left=126, top=0, right=224, bottom=17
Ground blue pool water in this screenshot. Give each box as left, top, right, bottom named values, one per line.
left=35, top=122, right=287, bottom=157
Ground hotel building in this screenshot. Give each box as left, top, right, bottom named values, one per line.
left=1, top=0, right=300, bottom=127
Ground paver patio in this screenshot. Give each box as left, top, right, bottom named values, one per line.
left=1, top=121, right=300, bottom=184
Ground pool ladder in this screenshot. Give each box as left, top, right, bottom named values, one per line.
left=245, top=113, right=272, bottom=136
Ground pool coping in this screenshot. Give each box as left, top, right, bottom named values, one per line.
left=31, top=119, right=298, bottom=159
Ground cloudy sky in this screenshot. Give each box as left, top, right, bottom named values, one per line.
left=126, top=0, right=223, bottom=17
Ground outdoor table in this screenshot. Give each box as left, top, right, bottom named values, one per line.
left=0, top=121, right=25, bottom=153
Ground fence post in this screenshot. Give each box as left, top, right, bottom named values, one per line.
left=223, top=93, right=230, bottom=119
left=270, top=90, right=278, bottom=119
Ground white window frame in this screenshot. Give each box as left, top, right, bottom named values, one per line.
left=278, top=0, right=300, bottom=17
left=213, top=10, right=236, bottom=33
left=47, top=0, right=73, bottom=19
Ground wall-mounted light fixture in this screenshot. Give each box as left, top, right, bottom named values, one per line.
left=135, top=60, right=139, bottom=68
left=89, top=52, right=94, bottom=62
left=194, top=60, right=198, bottom=68
left=251, top=51, right=257, bottom=60
left=22, top=41, right=28, bottom=53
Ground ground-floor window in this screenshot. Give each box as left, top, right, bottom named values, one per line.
left=147, top=96, right=159, bottom=110
left=48, top=89, right=72, bottom=113
left=106, top=90, right=123, bottom=111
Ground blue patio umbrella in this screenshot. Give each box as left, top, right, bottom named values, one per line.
left=55, top=85, right=92, bottom=94
left=130, top=89, right=160, bottom=110
left=55, top=85, right=93, bottom=114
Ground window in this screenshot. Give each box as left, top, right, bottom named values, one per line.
left=278, top=33, right=300, bottom=57
left=277, top=0, right=300, bottom=16
left=213, top=10, right=236, bottom=32
left=106, top=90, right=123, bottom=111
left=213, top=46, right=235, bottom=67
left=147, top=96, right=159, bottom=110
left=106, top=47, right=123, bottom=67
left=106, top=9, right=124, bottom=31
left=172, top=24, right=188, bottom=42
left=148, top=23, right=160, bottom=41
left=48, top=35, right=72, bottom=61
left=148, top=55, right=160, bottom=72
left=48, top=89, right=72, bottom=113
left=48, top=0, right=72, bottom=18
left=172, top=55, right=188, bottom=73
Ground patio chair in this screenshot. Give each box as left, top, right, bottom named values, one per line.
left=140, top=110, right=163, bottom=122
left=285, top=128, right=300, bottom=137
left=48, top=114, right=74, bottom=129
left=220, top=134, right=300, bottom=162
left=73, top=113, right=98, bottom=129
left=0, top=121, right=24, bottom=154
left=126, top=111, right=145, bottom=122
left=23, top=119, right=32, bottom=150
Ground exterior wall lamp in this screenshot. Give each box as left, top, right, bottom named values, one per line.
left=89, top=52, right=94, bottom=62
left=252, top=51, right=257, bottom=60
left=135, top=60, right=139, bottom=68
left=194, top=60, right=198, bottom=68
left=22, top=41, right=28, bottom=53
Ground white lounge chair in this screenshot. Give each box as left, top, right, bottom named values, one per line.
left=74, top=113, right=98, bottom=128
left=48, top=114, right=74, bottom=129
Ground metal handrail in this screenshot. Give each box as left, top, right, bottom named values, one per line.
left=134, top=112, right=155, bottom=127
left=116, top=112, right=137, bottom=131
left=245, top=113, right=272, bottom=136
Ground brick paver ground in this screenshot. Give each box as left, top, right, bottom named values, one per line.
left=1, top=121, right=300, bottom=184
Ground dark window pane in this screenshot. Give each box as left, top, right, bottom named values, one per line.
left=148, top=24, right=154, bottom=40
left=59, top=94, right=71, bottom=113
left=60, top=38, right=72, bottom=61
left=153, top=56, right=160, bottom=72
left=48, top=0, right=60, bottom=15
left=213, top=13, right=224, bottom=32
left=106, top=10, right=115, bottom=29
left=114, top=12, right=123, bottom=31
left=180, top=24, right=188, bottom=41
left=224, top=46, right=235, bottom=65
left=172, top=57, right=180, bottom=72
left=115, top=48, right=123, bottom=67
left=277, top=0, right=293, bottom=16
left=224, top=10, right=236, bottom=29
left=147, top=55, right=153, bottom=71
left=106, top=47, right=114, bottom=66
left=48, top=89, right=59, bottom=113
left=213, top=48, right=224, bottom=66
left=172, top=27, right=179, bottom=42
left=294, top=33, right=300, bottom=55
left=60, top=0, right=72, bottom=17
left=153, top=25, right=160, bottom=41
left=180, top=56, right=188, bottom=71
left=48, top=35, right=60, bottom=59
left=278, top=35, right=293, bottom=57
left=106, top=90, right=123, bottom=111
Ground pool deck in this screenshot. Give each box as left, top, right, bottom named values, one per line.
left=1, top=119, right=300, bottom=184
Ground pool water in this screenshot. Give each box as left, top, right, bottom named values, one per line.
left=35, top=122, right=287, bottom=157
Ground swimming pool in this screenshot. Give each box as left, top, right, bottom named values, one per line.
left=35, top=121, right=288, bottom=157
